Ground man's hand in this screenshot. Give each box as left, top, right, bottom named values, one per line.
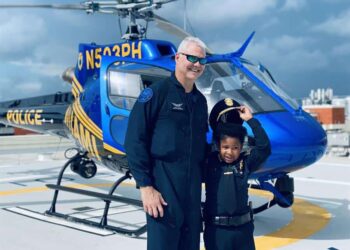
left=140, top=186, right=168, bottom=218
left=238, top=106, right=253, bottom=121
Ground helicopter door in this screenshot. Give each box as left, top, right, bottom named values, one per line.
left=100, top=69, right=142, bottom=154
left=100, top=61, right=171, bottom=154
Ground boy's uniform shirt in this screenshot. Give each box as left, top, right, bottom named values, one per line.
left=204, top=118, right=271, bottom=217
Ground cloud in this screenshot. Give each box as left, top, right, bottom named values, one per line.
left=10, top=59, right=65, bottom=77
left=203, top=35, right=329, bottom=97
left=14, top=82, right=42, bottom=93
left=260, top=17, right=279, bottom=30
left=331, top=43, right=350, bottom=55
left=155, top=0, right=278, bottom=27
left=244, top=35, right=328, bottom=72
left=0, top=14, right=46, bottom=55
left=0, top=77, right=42, bottom=101
left=206, top=35, right=322, bottom=73
left=191, top=0, right=278, bottom=23
left=6, top=42, right=76, bottom=78
left=321, top=0, right=348, bottom=3
left=281, top=0, right=307, bottom=11
left=313, top=9, right=350, bottom=36
left=210, top=35, right=313, bottom=54
left=245, top=41, right=329, bottom=97
left=270, top=35, right=314, bottom=50
left=209, top=40, right=242, bottom=54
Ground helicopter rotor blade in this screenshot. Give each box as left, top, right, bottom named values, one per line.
left=150, top=13, right=213, bottom=53
left=0, top=1, right=178, bottom=14
left=0, top=4, right=87, bottom=10
left=0, top=0, right=210, bottom=44
left=151, top=13, right=191, bottom=40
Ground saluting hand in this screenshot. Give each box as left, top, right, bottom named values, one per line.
left=238, top=106, right=253, bottom=121
left=140, top=186, right=168, bottom=218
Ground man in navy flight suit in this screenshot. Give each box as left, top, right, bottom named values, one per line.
left=124, top=37, right=208, bottom=250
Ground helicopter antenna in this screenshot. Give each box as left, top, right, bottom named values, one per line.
left=118, top=16, right=123, bottom=38
left=182, top=0, right=196, bottom=36
left=186, top=16, right=196, bottom=37
left=183, top=0, right=187, bottom=32
left=145, top=19, right=149, bottom=38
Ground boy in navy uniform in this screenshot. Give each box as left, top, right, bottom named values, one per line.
left=203, top=105, right=271, bottom=250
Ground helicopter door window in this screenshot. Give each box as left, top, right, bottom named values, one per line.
left=110, top=115, right=129, bottom=146
left=107, top=64, right=171, bottom=110
left=108, top=71, right=143, bottom=110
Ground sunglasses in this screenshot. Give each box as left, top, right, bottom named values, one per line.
left=179, top=53, right=207, bottom=65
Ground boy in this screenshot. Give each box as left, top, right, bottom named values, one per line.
left=203, top=106, right=271, bottom=250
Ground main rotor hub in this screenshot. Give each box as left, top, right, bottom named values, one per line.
left=0, top=0, right=180, bottom=41
left=82, top=0, right=173, bottom=40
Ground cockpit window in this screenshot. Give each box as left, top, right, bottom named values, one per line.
left=240, top=59, right=299, bottom=110
left=107, top=63, right=171, bottom=110
left=108, top=71, right=142, bottom=110
left=109, top=71, right=143, bottom=98
left=196, top=62, right=284, bottom=113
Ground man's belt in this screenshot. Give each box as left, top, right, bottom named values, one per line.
left=205, top=212, right=251, bottom=227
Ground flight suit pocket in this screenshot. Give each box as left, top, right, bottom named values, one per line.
left=150, top=125, right=177, bottom=161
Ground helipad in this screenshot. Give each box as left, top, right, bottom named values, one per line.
left=0, top=135, right=349, bottom=250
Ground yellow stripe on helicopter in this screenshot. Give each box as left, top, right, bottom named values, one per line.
left=103, top=142, right=125, bottom=155
left=68, top=75, right=125, bottom=156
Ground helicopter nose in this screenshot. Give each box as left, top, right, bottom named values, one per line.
left=254, top=110, right=327, bottom=173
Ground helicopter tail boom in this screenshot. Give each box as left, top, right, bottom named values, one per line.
left=0, top=93, right=72, bottom=138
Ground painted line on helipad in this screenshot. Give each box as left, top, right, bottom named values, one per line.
left=294, top=177, right=350, bottom=186
left=0, top=175, right=49, bottom=183
left=316, top=162, right=350, bottom=168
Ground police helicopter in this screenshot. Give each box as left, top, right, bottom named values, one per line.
left=0, top=0, right=327, bottom=237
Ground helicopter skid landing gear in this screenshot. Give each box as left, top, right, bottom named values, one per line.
left=45, top=152, right=146, bottom=237
left=250, top=175, right=294, bottom=214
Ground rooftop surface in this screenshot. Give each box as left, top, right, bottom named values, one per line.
left=0, top=135, right=349, bottom=250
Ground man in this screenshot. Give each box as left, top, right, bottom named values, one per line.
left=124, top=37, right=208, bottom=250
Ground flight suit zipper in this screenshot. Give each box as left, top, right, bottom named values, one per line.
left=186, top=92, right=194, bottom=213
left=188, top=104, right=193, bottom=180
left=178, top=89, right=193, bottom=204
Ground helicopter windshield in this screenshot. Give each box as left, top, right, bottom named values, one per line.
left=196, top=62, right=284, bottom=113
left=240, top=59, right=299, bottom=110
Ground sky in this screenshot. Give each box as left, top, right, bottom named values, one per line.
left=0, top=0, right=350, bottom=101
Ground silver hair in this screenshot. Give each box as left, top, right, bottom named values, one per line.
left=177, top=36, right=207, bottom=54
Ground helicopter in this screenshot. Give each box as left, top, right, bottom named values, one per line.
left=0, top=0, right=327, bottom=237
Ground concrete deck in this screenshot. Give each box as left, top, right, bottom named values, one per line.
left=0, top=135, right=349, bottom=250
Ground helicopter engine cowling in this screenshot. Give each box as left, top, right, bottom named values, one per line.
left=62, top=66, right=75, bottom=83
left=70, top=158, right=97, bottom=179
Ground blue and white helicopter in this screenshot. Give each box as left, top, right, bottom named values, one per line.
left=0, top=0, right=327, bottom=236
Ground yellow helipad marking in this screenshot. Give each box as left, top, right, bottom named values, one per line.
left=249, top=189, right=331, bottom=249
left=255, top=198, right=331, bottom=250
left=0, top=182, right=135, bottom=196
left=1, top=183, right=331, bottom=249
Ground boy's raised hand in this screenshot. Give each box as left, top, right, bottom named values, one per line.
left=238, top=106, right=253, bottom=121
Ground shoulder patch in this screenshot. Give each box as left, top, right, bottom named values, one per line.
left=138, top=88, right=153, bottom=103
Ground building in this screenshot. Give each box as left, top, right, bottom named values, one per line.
left=302, top=88, right=349, bottom=157
left=303, top=105, right=345, bottom=130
